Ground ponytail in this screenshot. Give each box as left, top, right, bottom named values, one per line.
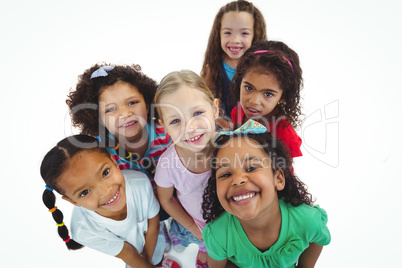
left=42, top=187, right=83, bottom=250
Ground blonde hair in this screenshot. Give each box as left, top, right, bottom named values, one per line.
left=155, top=70, right=215, bottom=120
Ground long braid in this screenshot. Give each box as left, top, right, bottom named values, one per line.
left=42, top=188, right=83, bottom=250
left=40, top=135, right=104, bottom=251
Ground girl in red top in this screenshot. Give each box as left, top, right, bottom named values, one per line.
left=230, top=40, right=303, bottom=158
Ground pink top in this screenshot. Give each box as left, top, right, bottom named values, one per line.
left=154, top=145, right=210, bottom=231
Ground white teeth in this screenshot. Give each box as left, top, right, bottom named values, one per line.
left=229, top=48, right=241, bottom=52
left=233, top=192, right=255, bottom=202
left=105, top=190, right=119, bottom=205
left=121, top=121, right=135, bottom=127
left=188, top=134, right=202, bottom=142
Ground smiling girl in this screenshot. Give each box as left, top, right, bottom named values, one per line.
left=66, top=63, right=171, bottom=185
left=202, top=121, right=331, bottom=267
left=154, top=70, right=220, bottom=268
left=201, top=0, right=267, bottom=124
left=40, top=135, right=180, bottom=268
left=231, top=40, right=304, bottom=158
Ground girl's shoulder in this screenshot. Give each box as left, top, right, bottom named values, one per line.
left=285, top=202, right=328, bottom=223
left=270, top=116, right=302, bottom=157
left=122, top=170, right=153, bottom=193
left=205, top=211, right=233, bottom=231
left=157, top=143, right=176, bottom=160
left=282, top=201, right=330, bottom=244
left=121, top=169, right=149, bottom=182
left=204, top=212, right=231, bottom=238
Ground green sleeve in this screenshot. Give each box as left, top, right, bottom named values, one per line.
left=311, top=205, right=331, bottom=246
left=203, top=222, right=228, bottom=261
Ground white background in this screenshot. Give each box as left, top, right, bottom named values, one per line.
left=1, top=0, right=401, bottom=267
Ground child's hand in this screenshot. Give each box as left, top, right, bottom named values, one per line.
left=188, top=222, right=203, bottom=241
left=116, top=242, right=154, bottom=268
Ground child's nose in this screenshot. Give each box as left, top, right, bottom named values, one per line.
left=120, top=106, right=133, bottom=118
left=249, top=93, right=261, bottom=105
left=231, top=34, right=241, bottom=43
left=186, top=117, right=211, bottom=133
left=231, top=173, right=247, bottom=186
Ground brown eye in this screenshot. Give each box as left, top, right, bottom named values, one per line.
left=245, top=86, right=253, bottom=92
left=264, top=92, right=273, bottom=98
left=80, top=189, right=90, bottom=197
left=102, top=168, right=110, bottom=177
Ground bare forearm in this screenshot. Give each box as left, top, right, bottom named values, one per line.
left=160, top=195, right=202, bottom=239
left=296, top=243, right=323, bottom=268
left=162, top=196, right=195, bottom=229
left=142, top=215, right=160, bottom=264
left=157, top=186, right=202, bottom=240
left=116, top=242, right=153, bottom=268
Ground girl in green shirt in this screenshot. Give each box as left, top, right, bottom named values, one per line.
left=202, top=120, right=330, bottom=267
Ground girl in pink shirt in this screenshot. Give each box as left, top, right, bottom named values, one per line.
left=154, top=70, right=219, bottom=268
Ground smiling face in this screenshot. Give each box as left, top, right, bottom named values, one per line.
left=158, top=86, right=219, bottom=153
left=220, top=11, right=254, bottom=67
left=59, top=150, right=127, bottom=220
left=98, top=81, right=148, bottom=142
left=240, top=70, right=284, bottom=121
left=215, top=137, right=285, bottom=221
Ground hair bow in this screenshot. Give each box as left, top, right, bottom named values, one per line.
left=214, top=119, right=267, bottom=143
left=90, top=66, right=114, bottom=79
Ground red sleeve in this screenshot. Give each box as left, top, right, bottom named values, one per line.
left=275, top=121, right=303, bottom=158
left=230, top=103, right=245, bottom=128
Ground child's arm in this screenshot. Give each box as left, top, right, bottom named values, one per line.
left=157, top=185, right=203, bottom=240
left=116, top=241, right=154, bottom=268
left=142, top=214, right=160, bottom=264
left=296, top=242, right=323, bottom=268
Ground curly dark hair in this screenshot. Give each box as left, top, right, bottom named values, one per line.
left=201, top=0, right=267, bottom=98
left=202, top=132, right=312, bottom=223
left=232, top=40, right=303, bottom=129
left=66, top=63, right=158, bottom=137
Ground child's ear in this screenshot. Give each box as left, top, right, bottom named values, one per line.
left=146, top=103, right=149, bottom=115
left=158, top=119, right=164, bottom=128
left=62, top=195, right=78, bottom=206
left=213, top=98, right=220, bottom=119
left=274, top=169, right=285, bottom=191
left=109, top=153, right=119, bottom=167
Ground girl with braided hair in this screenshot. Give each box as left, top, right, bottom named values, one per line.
left=40, top=135, right=180, bottom=268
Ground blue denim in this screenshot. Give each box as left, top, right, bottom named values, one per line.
left=170, top=219, right=206, bottom=252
